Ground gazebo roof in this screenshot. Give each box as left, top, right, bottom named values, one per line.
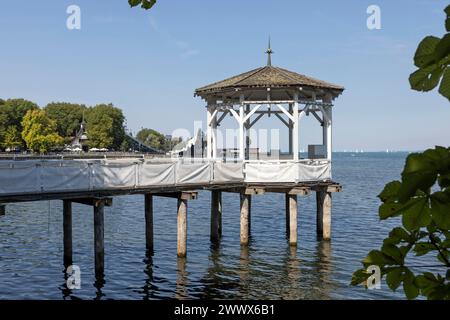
left=195, top=65, right=344, bottom=97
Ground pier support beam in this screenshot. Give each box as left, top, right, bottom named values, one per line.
left=285, top=195, right=290, bottom=237
left=63, top=200, right=72, bottom=267
left=177, top=197, right=188, bottom=258
left=144, top=194, right=154, bottom=252
left=210, top=190, right=222, bottom=243
left=316, top=191, right=332, bottom=240
left=0, top=205, right=5, bottom=216
left=94, top=200, right=105, bottom=277
left=287, top=194, right=298, bottom=246
left=240, top=193, right=251, bottom=245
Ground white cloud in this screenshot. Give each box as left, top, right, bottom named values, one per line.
left=149, top=17, right=199, bottom=59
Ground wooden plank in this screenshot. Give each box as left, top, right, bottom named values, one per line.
left=154, top=191, right=197, bottom=200
left=177, top=198, right=188, bottom=257
left=312, top=184, right=342, bottom=193
left=63, top=200, right=72, bottom=267
left=72, top=197, right=112, bottom=207
left=144, top=194, right=154, bottom=252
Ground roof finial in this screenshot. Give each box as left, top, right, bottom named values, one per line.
left=265, top=37, right=273, bottom=66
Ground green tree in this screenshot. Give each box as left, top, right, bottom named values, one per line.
left=86, top=104, right=125, bottom=150
left=128, top=0, right=157, bottom=10
left=2, top=126, right=22, bottom=150
left=44, top=102, right=87, bottom=142
left=21, top=109, right=64, bottom=153
left=352, top=5, right=450, bottom=300
left=136, top=128, right=165, bottom=150
left=0, top=98, right=38, bottom=149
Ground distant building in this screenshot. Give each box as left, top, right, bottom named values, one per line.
left=70, top=118, right=89, bottom=151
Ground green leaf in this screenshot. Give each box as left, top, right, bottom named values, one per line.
left=141, top=0, right=157, bottom=9
left=351, top=268, right=370, bottom=286
left=378, top=181, right=401, bottom=202
left=362, top=250, right=396, bottom=266
left=403, top=269, right=419, bottom=299
left=402, top=197, right=431, bottom=231
left=430, top=191, right=450, bottom=229
left=413, top=36, right=440, bottom=68
left=413, top=242, right=435, bottom=256
left=390, top=227, right=412, bottom=243
left=438, top=67, right=450, bottom=101
left=386, top=267, right=403, bottom=291
left=379, top=202, right=404, bottom=219
left=399, top=153, right=438, bottom=202
left=446, top=5, right=450, bottom=31
left=434, top=34, right=450, bottom=62
left=409, top=64, right=444, bottom=92
left=438, top=173, right=450, bottom=188
left=381, top=243, right=404, bottom=264
left=128, top=0, right=142, bottom=7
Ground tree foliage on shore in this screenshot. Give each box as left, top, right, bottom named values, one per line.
left=85, top=104, right=126, bottom=150
left=352, top=5, right=450, bottom=300
left=136, top=128, right=181, bottom=152
left=21, top=109, right=64, bottom=153
left=44, top=102, right=87, bottom=143
left=0, top=99, right=38, bottom=148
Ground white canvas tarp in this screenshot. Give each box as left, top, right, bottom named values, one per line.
left=213, top=162, right=244, bottom=183
left=175, top=161, right=211, bottom=184
left=244, top=162, right=297, bottom=183
left=92, top=160, right=138, bottom=189
left=0, top=161, right=40, bottom=194
left=138, top=161, right=175, bottom=187
left=41, top=161, right=90, bottom=192
left=0, top=158, right=332, bottom=196
left=298, top=162, right=331, bottom=181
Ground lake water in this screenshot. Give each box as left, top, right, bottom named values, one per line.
left=0, top=152, right=424, bottom=299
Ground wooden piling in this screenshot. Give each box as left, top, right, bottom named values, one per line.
left=177, top=197, right=188, bottom=257
left=240, top=193, right=251, bottom=245
left=144, top=194, right=154, bottom=252
left=210, top=190, right=221, bottom=243
left=218, top=192, right=223, bottom=236
left=285, top=194, right=290, bottom=237
left=288, top=194, right=298, bottom=246
left=63, top=200, right=72, bottom=267
left=94, top=200, right=105, bottom=277
left=0, top=205, right=5, bottom=216
left=316, top=191, right=332, bottom=240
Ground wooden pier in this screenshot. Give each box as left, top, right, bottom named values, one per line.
left=0, top=181, right=341, bottom=277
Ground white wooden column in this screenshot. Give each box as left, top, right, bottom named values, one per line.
left=293, top=94, right=299, bottom=161
left=323, top=94, right=333, bottom=161
left=245, top=105, right=250, bottom=160
left=211, top=107, right=218, bottom=159
left=238, top=95, right=245, bottom=160
left=288, top=103, right=293, bottom=156
left=206, top=106, right=212, bottom=159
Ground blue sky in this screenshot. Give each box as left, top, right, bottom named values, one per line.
left=0, top=0, right=449, bottom=151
